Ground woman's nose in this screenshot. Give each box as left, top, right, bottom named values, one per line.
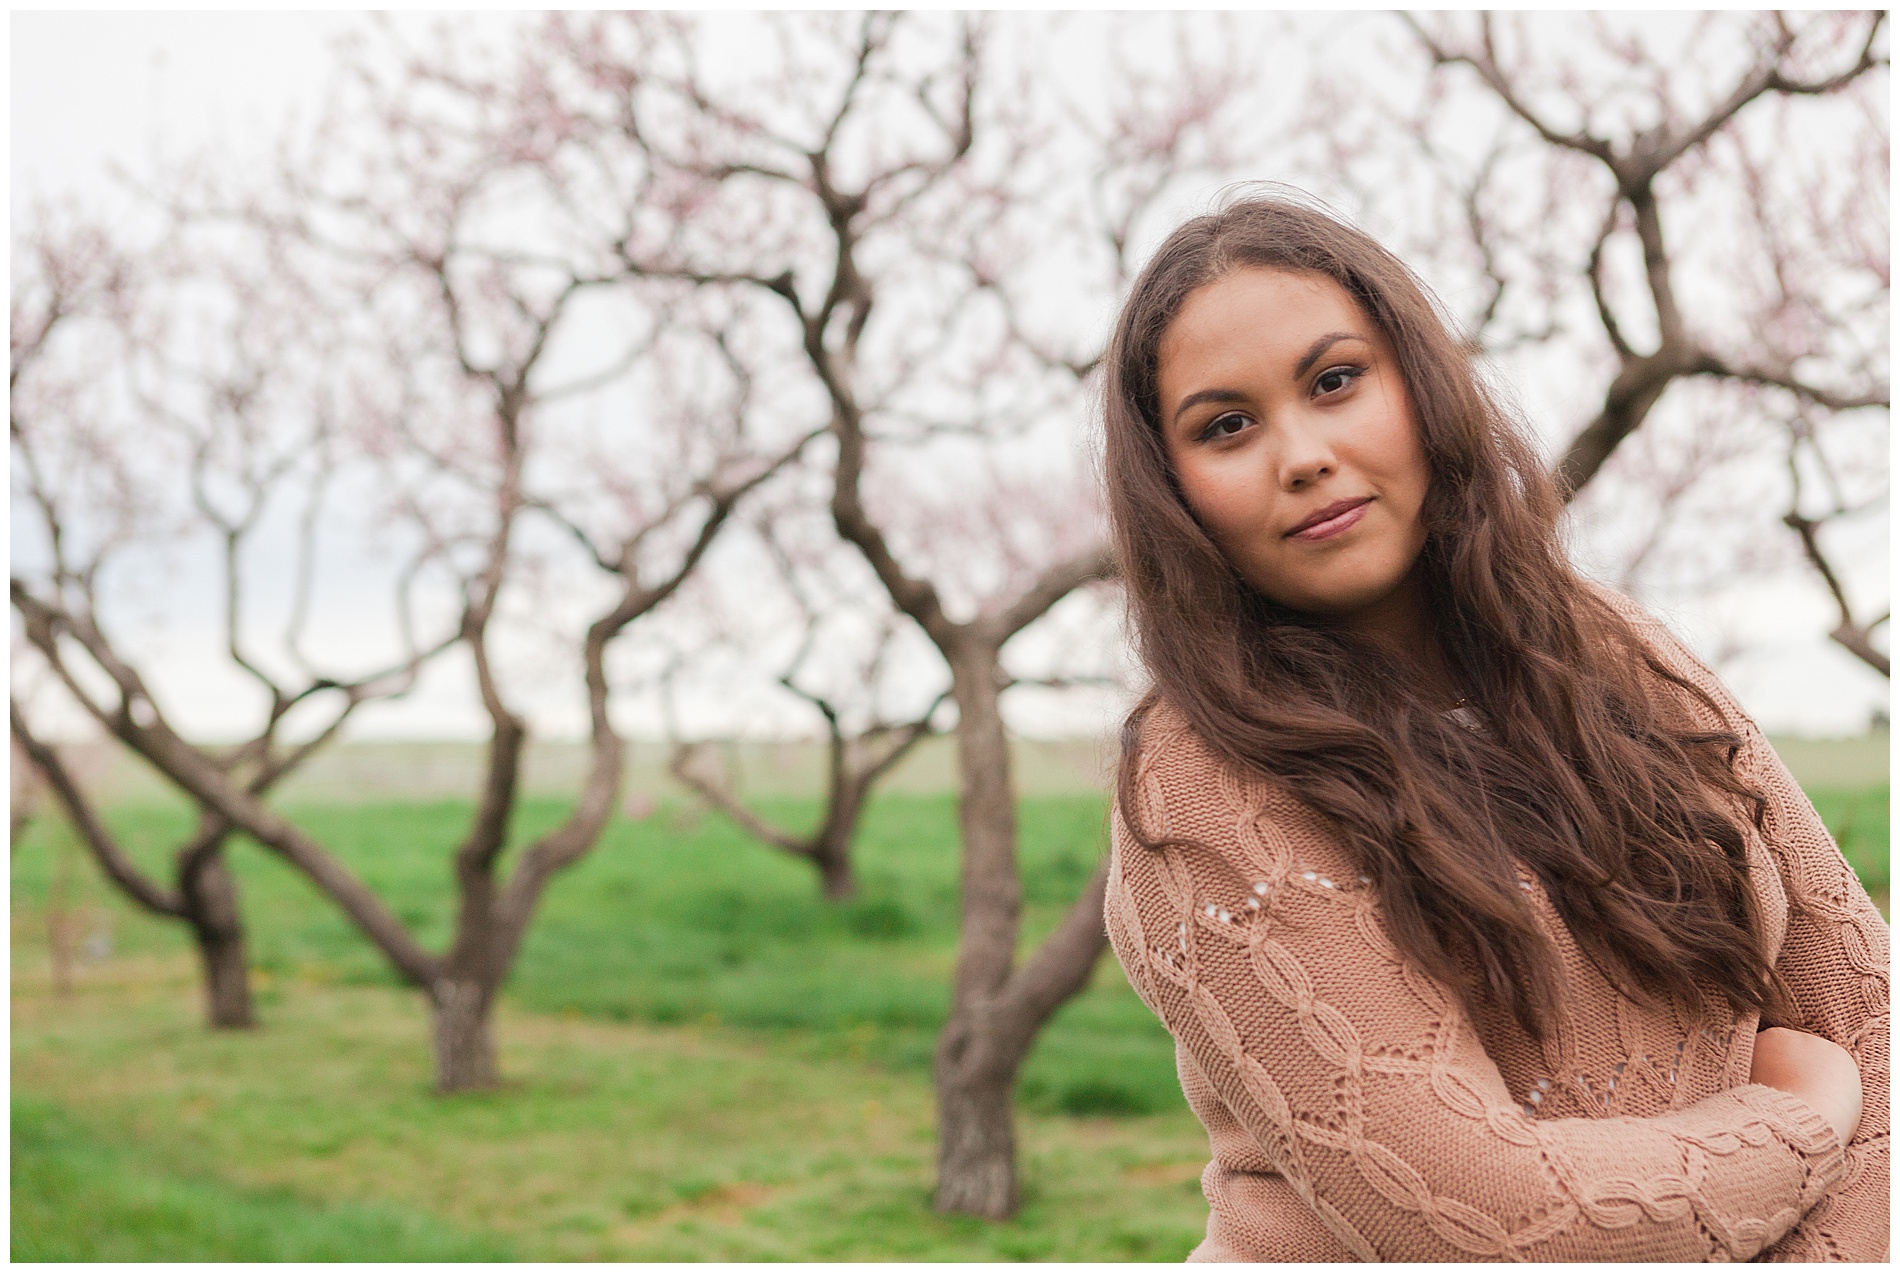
left=1278, top=418, right=1338, bottom=491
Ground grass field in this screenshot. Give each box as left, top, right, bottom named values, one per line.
left=13, top=794, right=1212, bottom=1261
left=11, top=766, right=1889, bottom=1261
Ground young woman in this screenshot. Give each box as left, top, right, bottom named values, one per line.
left=1100, top=195, right=1888, bottom=1262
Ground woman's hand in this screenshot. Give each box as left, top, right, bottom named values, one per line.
left=1750, top=1026, right=1863, bottom=1147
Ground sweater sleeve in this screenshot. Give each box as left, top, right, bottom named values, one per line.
left=1619, top=603, right=1890, bottom=1262
left=1104, top=708, right=1848, bottom=1262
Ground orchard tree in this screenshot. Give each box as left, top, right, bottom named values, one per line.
left=664, top=507, right=949, bottom=902
left=441, top=10, right=1265, bottom=1215
left=229, top=53, right=815, bottom=1089
left=10, top=208, right=451, bottom=1028
left=11, top=48, right=809, bottom=1087
left=662, top=490, right=1113, bottom=903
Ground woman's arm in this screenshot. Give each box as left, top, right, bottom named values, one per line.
left=1105, top=708, right=1847, bottom=1262
left=1615, top=598, right=1890, bottom=1262
left=1749, top=786, right=1890, bottom=1263
left=1751, top=1027, right=1864, bottom=1149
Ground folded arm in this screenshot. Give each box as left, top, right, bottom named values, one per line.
left=1622, top=603, right=1890, bottom=1261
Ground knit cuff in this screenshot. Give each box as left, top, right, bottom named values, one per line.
left=1736, top=1083, right=1851, bottom=1199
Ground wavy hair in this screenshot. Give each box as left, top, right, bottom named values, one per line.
left=1104, top=193, right=1785, bottom=1036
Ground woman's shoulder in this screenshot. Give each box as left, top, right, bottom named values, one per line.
left=1123, top=696, right=1212, bottom=775
left=1119, top=696, right=1252, bottom=810
left=1114, top=696, right=1350, bottom=885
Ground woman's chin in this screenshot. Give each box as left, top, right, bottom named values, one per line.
left=1256, top=578, right=1410, bottom=622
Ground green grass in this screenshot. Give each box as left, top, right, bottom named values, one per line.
left=9, top=793, right=1180, bottom=1118
left=11, top=793, right=1206, bottom=1261
left=10, top=944, right=1209, bottom=1260
left=12, top=778, right=1888, bottom=1260
left=1806, top=786, right=1890, bottom=908
left=11, top=1096, right=513, bottom=1261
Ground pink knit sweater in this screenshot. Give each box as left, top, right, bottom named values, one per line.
left=1105, top=596, right=1889, bottom=1261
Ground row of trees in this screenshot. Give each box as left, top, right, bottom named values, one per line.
left=12, top=12, right=1887, bottom=1219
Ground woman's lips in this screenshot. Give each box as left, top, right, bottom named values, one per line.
left=1285, top=497, right=1373, bottom=542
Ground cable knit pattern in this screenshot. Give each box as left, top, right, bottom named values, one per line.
left=1105, top=592, right=1887, bottom=1262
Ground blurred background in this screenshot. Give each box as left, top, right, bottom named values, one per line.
left=11, top=11, right=1888, bottom=1261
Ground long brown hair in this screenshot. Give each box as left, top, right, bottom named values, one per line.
left=1104, top=192, right=1784, bottom=1035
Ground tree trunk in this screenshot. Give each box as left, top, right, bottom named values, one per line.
left=431, top=978, right=499, bottom=1092
left=934, top=1006, right=1020, bottom=1218
left=813, top=784, right=861, bottom=902
left=178, top=844, right=254, bottom=1028
left=816, top=840, right=858, bottom=901
left=194, top=921, right=254, bottom=1028
left=934, top=641, right=1026, bottom=1218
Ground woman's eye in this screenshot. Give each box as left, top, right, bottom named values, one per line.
left=1199, top=413, right=1249, bottom=442
left=1314, top=365, right=1364, bottom=396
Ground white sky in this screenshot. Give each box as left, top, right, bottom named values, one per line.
left=10, top=12, right=1891, bottom=740
left=14, top=13, right=345, bottom=209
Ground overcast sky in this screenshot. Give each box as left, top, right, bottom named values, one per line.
left=12, top=13, right=545, bottom=214
left=11, top=12, right=1890, bottom=740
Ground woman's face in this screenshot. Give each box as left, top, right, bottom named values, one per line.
left=1156, top=266, right=1431, bottom=630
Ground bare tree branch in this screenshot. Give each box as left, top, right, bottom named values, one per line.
left=10, top=702, right=184, bottom=917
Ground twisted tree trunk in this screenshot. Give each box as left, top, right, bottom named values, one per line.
left=430, top=976, right=500, bottom=1092
left=813, top=829, right=858, bottom=902
left=12, top=712, right=259, bottom=1028
left=178, top=843, right=254, bottom=1029
left=930, top=640, right=1114, bottom=1218
left=934, top=650, right=1020, bottom=1214
left=669, top=705, right=939, bottom=904
left=934, top=1014, right=1021, bottom=1217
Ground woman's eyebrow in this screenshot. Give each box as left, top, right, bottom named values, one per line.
left=1170, top=387, right=1249, bottom=426
left=1294, top=331, right=1364, bottom=377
